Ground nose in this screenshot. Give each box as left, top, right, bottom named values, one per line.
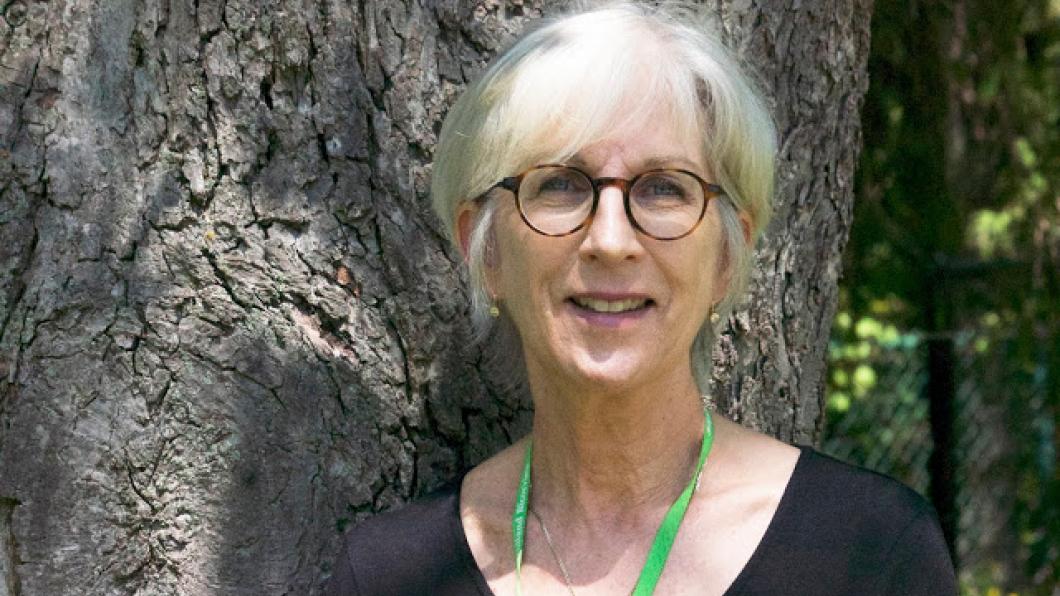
left=580, top=184, right=644, bottom=262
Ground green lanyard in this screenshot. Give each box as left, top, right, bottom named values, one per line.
left=512, top=410, right=714, bottom=595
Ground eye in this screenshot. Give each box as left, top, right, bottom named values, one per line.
left=643, top=179, right=685, bottom=196
left=526, top=168, right=591, bottom=198
left=539, top=176, right=577, bottom=192
left=637, top=174, right=690, bottom=199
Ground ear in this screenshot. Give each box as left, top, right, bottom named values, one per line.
left=739, top=211, right=753, bottom=245
left=456, top=202, right=502, bottom=299
left=455, top=203, right=477, bottom=261
left=712, top=211, right=754, bottom=304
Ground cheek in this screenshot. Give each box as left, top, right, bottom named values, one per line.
left=675, top=238, right=725, bottom=315
left=491, top=226, right=548, bottom=308
left=693, top=218, right=729, bottom=297
left=494, top=248, right=554, bottom=343
left=483, top=211, right=523, bottom=293
left=492, top=231, right=577, bottom=338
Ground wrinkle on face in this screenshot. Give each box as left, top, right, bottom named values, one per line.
left=487, top=106, right=726, bottom=397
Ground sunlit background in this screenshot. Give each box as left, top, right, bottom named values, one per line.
left=820, top=1, right=1059, bottom=594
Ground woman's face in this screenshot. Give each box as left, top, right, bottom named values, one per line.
left=484, top=117, right=730, bottom=394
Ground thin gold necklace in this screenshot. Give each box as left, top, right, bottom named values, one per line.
left=513, top=411, right=714, bottom=596
left=528, top=508, right=578, bottom=596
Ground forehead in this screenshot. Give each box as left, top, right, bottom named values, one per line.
left=563, top=113, right=708, bottom=174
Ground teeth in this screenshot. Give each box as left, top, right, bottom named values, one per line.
left=572, top=297, right=648, bottom=313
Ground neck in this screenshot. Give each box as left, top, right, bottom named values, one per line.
left=525, top=363, right=706, bottom=528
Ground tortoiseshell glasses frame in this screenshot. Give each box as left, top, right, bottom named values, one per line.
left=479, top=164, right=724, bottom=241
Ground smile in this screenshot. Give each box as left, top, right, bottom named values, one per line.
left=570, top=296, right=652, bottom=313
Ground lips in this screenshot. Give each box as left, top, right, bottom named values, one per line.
left=567, top=291, right=656, bottom=317
left=570, top=296, right=651, bottom=313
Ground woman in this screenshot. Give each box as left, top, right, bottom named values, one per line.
left=326, top=2, right=957, bottom=594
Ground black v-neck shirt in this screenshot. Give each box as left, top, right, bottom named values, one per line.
left=323, top=446, right=957, bottom=595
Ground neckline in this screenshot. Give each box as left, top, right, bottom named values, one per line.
left=452, top=445, right=815, bottom=596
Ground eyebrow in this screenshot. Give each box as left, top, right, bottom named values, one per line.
left=567, top=154, right=704, bottom=173
left=642, top=155, right=704, bottom=171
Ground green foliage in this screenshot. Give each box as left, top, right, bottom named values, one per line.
left=824, top=314, right=934, bottom=511
left=830, top=0, right=1060, bottom=591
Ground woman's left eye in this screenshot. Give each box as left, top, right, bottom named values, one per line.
left=645, top=181, right=683, bottom=196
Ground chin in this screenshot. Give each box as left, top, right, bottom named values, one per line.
left=559, top=349, right=660, bottom=392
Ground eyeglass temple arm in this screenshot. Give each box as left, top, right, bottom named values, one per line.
left=473, top=177, right=520, bottom=204
left=497, top=177, right=519, bottom=193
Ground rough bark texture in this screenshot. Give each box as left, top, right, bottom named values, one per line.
left=0, top=1, right=870, bottom=594
left=709, top=0, right=872, bottom=444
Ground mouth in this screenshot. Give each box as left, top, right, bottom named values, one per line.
left=568, top=296, right=654, bottom=314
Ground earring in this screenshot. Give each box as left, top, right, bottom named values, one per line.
left=489, top=300, right=500, bottom=318
left=709, top=310, right=720, bottom=324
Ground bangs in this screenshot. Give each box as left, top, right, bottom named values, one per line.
left=477, top=19, right=706, bottom=177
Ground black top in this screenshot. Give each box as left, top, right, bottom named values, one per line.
left=324, top=446, right=957, bottom=595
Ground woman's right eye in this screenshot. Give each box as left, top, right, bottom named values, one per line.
left=539, top=176, right=574, bottom=192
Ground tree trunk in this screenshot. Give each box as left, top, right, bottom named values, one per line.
left=710, top=0, right=872, bottom=443
left=0, top=1, right=871, bottom=594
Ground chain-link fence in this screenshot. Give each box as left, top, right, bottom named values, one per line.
left=823, top=338, right=934, bottom=494
left=822, top=326, right=1056, bottom=594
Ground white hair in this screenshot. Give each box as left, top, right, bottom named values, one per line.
left=431, top=0, right=777, bottom=391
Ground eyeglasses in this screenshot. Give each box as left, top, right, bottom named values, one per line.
left=482, top=164, right=724, bottom=240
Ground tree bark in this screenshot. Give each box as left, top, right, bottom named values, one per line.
left=711, top=0, right=872, bottom=443
left=0, top=1, right=871, bottom=594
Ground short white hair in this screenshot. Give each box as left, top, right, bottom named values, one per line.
left=431, top=0, right=777, bottom=391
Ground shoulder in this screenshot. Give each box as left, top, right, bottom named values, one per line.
left=457, top=440, right=526, bottom=582
left=787, top=447, right=937, bottom=532
left=341, top=481, right=461, bottom=557
left=323, top=478, right=483, bottom=596
left=731, top=446, right=957, bottom=595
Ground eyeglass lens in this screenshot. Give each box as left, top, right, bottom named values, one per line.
left=517, top=166, right=705, bottom=239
